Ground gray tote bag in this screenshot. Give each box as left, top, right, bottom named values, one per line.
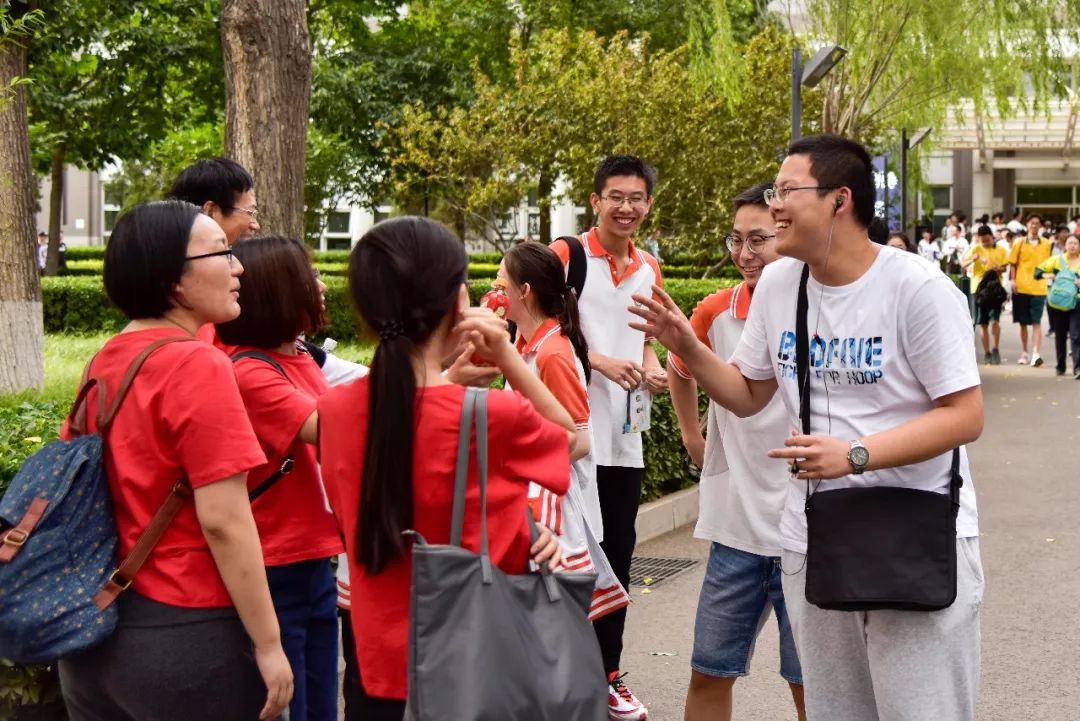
left=404, top=387, right=608, bottom=721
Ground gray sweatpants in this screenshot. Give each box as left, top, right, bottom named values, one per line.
left=781, top=537, right=984, bottom=721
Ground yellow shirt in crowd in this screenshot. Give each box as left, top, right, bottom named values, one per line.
left=964, top=244, right=1008, bottom=292
left=1036, top=254, right=1080, bottom=303
left=1008, top=238, right=1052, bottom=296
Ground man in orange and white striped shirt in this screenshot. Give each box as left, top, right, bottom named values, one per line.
left=668, top=183, right=805, bottom=721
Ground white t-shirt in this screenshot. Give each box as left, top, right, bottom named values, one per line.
left=668, top=283, right=790, bottom=557
left=730, top=247, right=981, bottom=554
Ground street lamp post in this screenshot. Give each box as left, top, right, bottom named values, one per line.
left=791, top=44, right=848, bottom=142
left=900, top=127, right=932, bottom=233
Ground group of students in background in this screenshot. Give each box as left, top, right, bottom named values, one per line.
left=53, top=155, right=664, bottom=721
left=872, top=209, right=1080, bottom=377
left=49, top=134, right=1048, bottom=721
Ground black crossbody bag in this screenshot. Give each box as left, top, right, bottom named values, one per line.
left=795, top=264, right=963, bottom=611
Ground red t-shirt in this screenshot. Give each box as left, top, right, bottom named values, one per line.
left=232, top=347, right=343, bottom=566
left=318, top=380, right=570, bottom=700
left=60, top=328, right=266, bottom=608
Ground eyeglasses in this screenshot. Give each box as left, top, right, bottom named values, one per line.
left=602, top=193, right=649, bottom=209
left=232, top=207, right=259, bottom=220
left=185, top=249, right=234, bottom=263
left=725, top=233, right=776, bottom=255
left=763, top=186, right=838, bottom=206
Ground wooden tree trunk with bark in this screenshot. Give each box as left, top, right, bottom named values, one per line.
left=43, top=142, right=64, bottom=276
left=221, top=0, right=311, bottom=240
left=537, top=169, right=552, bottom=245
left=0, top=40, right=45, bottom=393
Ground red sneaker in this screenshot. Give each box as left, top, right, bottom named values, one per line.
left=607, top=671, right=647, bottom=720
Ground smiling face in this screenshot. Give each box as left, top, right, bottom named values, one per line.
left=730, top=204, right=778, bottom=288
left=172, top=214, right=244, bottom=325
left=1067, top=236, right=1080, bottom=256
left=590, top=174, right=653, bottom=241
left=769, top=153, right=840, bottom=261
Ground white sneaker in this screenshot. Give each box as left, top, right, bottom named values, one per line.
left=1018, top=352, right=1030, bottom=365
left=607, top=671, right=647, bottom=720
left=1031, top=353, right=1044, bottom=367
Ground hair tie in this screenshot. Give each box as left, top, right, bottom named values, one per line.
left=565, top=284, right=578, bottom=297
left=377, top=320, right=404, bottom=341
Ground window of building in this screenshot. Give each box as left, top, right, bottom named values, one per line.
left=527, top=213, right=540, bottom=237
left=929, top=186, right=952, bottom=212
left=1016, top=186, right=1073, bottom=205
left=324, top=210, right=352, bottom=250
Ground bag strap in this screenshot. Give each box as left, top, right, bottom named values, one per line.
left=229, top=351, right=295, bottom=502
left=796, top=263, right=963, bottom=517
left=100, top=336, right=197, bottom=434
left=449, top=387, right=477, bottom=547
left=558, top=234, right=587, bottom=299
left=473, top=388, right=494, bottom=584
left=93, top=480, right=192, bottom=610
left=91, top=335, right=202, bottom=610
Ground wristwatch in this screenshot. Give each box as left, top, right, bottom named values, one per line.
left=847, top=440, right=870, bottom=475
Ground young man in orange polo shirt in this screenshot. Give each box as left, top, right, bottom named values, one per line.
left=550, top=156, right=667, bottom=720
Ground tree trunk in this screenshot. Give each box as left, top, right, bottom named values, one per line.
left=0, top=39, right=45, bottom=393
left=221, top=0, right=311, bottom=240
left=537, top=169, right=552, bottom=245
left=44, top=142, right=64, bottom=276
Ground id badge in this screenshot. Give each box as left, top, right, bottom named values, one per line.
left=622, top=386, right=652, bottom=434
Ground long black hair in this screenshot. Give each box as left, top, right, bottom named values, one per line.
left=504, top=241, right=591, bottom=384
left=348, top=216, right=468, bottom=575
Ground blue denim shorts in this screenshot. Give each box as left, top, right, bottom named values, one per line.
left=691, top=542, right=802, bottom=684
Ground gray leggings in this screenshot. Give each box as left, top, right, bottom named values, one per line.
left=59, top=591, right=267, bottom=721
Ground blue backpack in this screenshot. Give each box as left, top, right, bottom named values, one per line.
left=1047, top=260, right=1079, bottom=312
left=0, top=337, right=193, bottom=663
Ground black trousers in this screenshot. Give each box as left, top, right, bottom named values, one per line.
left=1048, top=306, right=1080, bottom=373
left=593, top=465, right=644, bottom=675
left=340, top=608, right=406, bottom=721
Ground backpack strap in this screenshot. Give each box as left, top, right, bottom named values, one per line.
left=93, top=480, right=193, bottom=610
left=229, top=351, right=295, bottom=502
left=92, top=335, right=199, bottom=611
left=557, top=234, right=588, bottom=299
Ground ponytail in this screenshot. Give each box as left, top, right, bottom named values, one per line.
left=348, top=217, right=467, bottom=575
left=557, top=288, right=591, bottom=384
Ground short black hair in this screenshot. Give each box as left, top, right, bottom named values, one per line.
left=168, top=157, right=254, bottom=213
left=867, top=217, right=889, bottom=244
left=593, top=155, right=657, bottom=197
left=104, top=200, right=201, bottom=319
left=787, top=134, right=875, bottom=228
left=1025, top=213, right=1043, bottom=224
left=992, top=212, right=1004, bottom=221
left=1057, top=225, right=1070, bottom=234
left=733, top=182, right=771, bottom=211
left=216, top=235, right=324, bottom=348
left=976, top=225, right=993, bottom=237
left=1012, top=208, right=1022, bottom=218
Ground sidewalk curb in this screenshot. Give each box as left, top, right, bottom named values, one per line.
left=635, top=485, right=699, bottom=544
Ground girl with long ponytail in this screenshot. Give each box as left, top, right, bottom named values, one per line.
left=317, top=218, right=577, bottom=721
left=501, top=241, right=631, bottom=622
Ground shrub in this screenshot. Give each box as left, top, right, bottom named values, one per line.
left=41, top=277, right=126, bottom=334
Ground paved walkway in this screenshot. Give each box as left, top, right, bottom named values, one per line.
left=622, top=321, right=1080, bottom=721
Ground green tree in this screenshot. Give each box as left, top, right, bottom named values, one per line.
left=379, top=25, right=813, bottom=257
left=27, top=0, right=221, bottom=274
left=783, top=0, right=1080, bottom=140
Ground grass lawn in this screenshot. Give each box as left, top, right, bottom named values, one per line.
left=1, top=333, right=375, bottom=410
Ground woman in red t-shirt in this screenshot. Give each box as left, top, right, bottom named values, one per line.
left=57, top=201, right=292, bottom=721
left=318, top=216, right=578, bottom=721
left=216, top=235, right=343, bottom=721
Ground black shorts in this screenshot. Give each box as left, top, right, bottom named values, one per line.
left=1012, top=293, right=1046, bottom=325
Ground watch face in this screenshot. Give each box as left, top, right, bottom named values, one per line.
left=850, top=446, right=870, bottom=467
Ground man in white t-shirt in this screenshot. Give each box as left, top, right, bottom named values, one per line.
left=669, top=183, right=804, bottom=721
left=549, top=155, right=667, bottom=721
left=630, top=135, right=984, bottom=721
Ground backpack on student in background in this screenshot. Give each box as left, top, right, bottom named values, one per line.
left=556, top=235, right=588, bottom=299
left=0, top=337, right=194, bottom=664
left=975, top=270, right=1008, bottom=310
left=229, top=350, right=295, bottom=502
left=1046, top=263, right=1079, bottom=312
